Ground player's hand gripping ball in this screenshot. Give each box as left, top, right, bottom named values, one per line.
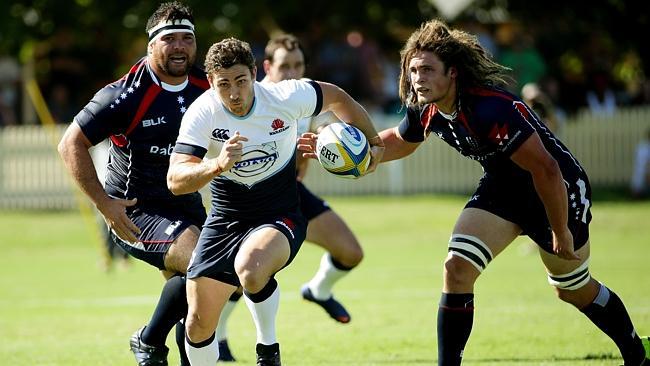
left=316, top=122, right=370, bottom=178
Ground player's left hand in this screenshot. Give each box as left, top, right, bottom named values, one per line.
left=366, top=144, right=385, bottom=175
left=297, top=132, right=318, bottom=159
left=552, top=228, right=580, bottom=260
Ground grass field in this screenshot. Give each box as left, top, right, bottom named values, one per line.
left=1, top=195, right=648, bottom=365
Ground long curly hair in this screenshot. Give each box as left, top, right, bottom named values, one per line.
left=398, top=19, right=510, bottom=106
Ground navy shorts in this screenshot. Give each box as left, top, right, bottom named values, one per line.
left=465, top=172, right=592, bottom=254
left=187, top=209, right=307, bottom=286
left=111, top=198, right=207, bottom=270
left=298, top=181, right=330, bottom=221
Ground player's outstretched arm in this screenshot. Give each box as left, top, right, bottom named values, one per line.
left=378, top=127, right=421, bottom=162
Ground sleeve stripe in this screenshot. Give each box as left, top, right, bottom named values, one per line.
left=174, top=142, right=207, bottom=159
left=307, top=80, right=323, bottom=117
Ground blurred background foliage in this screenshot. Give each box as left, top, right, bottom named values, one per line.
left=0, top=0, right=648, bottom=123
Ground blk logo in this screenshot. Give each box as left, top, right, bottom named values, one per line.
left=142, top=116, right=166, bottom=127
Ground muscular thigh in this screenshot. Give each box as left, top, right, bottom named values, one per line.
left=306, top=210, right=360, bottom=259
left=237, top=227, right=291, bottom=277
left=540, top=240, right=591, bottom=275
left=453, top=208, right=522, bottom=257
left=164, top=225, right=200, bottom=274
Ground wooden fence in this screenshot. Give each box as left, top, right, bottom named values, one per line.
left=1, top=107, right=649, bottom=210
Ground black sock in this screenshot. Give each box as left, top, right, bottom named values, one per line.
left=437, top=293, right=474, bottom=366
left=580, top=284, right=645, bottom=365
left=176, top=320, right=190, bottom=366
left=141, top=275, right=188, bottom=347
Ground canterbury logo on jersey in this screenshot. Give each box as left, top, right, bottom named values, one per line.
left=211, top=128, right=230, bottom=141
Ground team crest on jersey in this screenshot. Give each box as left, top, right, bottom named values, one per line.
left=211, top=128, right=230, bottom=142
left=269, top=118, right=290, bottom=135
left=488, top=124, right=509, bottom=146
left=231, top=142, right=279, bottom=179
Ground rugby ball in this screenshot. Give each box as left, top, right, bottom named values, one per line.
left=316, top=122, right=370, bottom=178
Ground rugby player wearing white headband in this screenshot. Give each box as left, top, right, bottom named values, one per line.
left=58, top=2, right=209, bottom=366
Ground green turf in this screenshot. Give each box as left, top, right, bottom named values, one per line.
left=1, top=195, right=648, bottom=365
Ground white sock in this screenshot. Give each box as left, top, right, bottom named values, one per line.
left=216, top=299, right=238, bottom=341
left=185, top=333, right=218, bottom=366
left=244, top=284, right=280, bottom=345
left=307, top=253, right=350, bottom=300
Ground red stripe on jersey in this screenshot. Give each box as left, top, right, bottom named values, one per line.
left=421, top=104, right=437, bottom=137
left=189, top=75, right=209, bottom=90
left=127, top=59, right=145, bottom=75
left=110, top=134, right=128, bottom=148
left=125, top=84, right=163, bottom=136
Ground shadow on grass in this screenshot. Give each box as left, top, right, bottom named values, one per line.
left=364, top=352, right=619, bottom=364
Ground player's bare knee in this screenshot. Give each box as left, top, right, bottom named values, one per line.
left=337, top=241, right=363, bottom=267
left=234, top=264, right=266, bottom=293
left=185, top=312, right=211, bottom=342
left=443, top=255, right=478, bottom=287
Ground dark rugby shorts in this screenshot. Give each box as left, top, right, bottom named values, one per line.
left=297, top=181, right=331, bottom=221
left=465, top=172, right=592, bottom=253
left=187, top=210, right=307, bottom=286
left=111, top=199, right=207, bottom=270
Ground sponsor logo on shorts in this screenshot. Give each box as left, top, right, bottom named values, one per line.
left=164, top=220, right=182, bottom=236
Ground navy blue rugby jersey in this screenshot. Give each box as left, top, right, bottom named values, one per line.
left=398, top=87, right=587, bottom=183
left=74, top=57, right=210, bottom=202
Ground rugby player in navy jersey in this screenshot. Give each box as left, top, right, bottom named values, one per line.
left=211, top=34, right=364, bottom=361
left=166, top=37, right=383, bottom=366
left=313, top=19, right=650, bottom=366
left=58, top=2, right=209, bottom=365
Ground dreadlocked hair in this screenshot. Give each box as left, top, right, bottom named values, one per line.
left=399, top=19, right=511, bottom=106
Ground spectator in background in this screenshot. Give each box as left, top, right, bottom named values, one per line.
left=495, top=21, right=546, bottom=94
left=0, top=56, right=20, bottom=126
left=630, top=128, right=650, bottom=199
left=521, top=82, right=564, bottom=135
left=586, top=72, right=617, bottom=116
left=48, top=83, right=77, bottom=124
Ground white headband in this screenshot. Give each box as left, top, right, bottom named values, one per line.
left=147, top=19, right=195, bottom=45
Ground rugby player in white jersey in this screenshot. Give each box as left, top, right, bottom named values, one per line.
left=167, top=37, right=384, bottom=366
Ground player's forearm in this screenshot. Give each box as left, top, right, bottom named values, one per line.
left=58, top=138, right=111, bottom=208
left=379, top=127, right=419, bottom=162
left=167, top=158, right=219, bottom=195
left=531, top=159, right=568, bottom=233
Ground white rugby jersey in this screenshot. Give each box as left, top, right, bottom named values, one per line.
left=174, top=79, right=322, bottom=219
